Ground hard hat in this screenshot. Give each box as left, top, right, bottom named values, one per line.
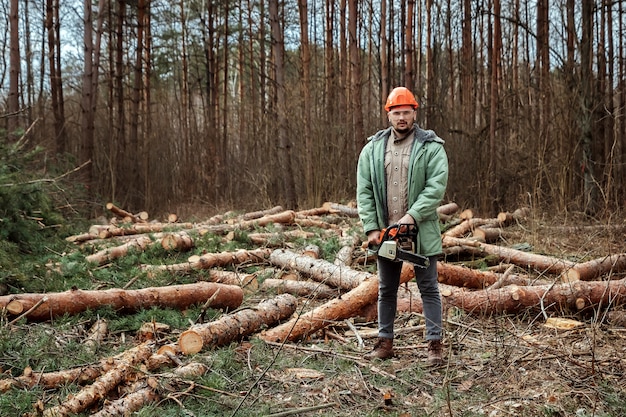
left=384, top=87, right=419, bottom=112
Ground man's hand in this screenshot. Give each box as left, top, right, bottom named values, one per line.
left=398, top=213, right=415, bottom=225
left=367, top=230, right=381, bottom=247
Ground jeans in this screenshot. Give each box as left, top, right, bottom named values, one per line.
left=376, top=255, right=442, bottom=341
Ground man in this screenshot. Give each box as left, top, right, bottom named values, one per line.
left=356, top=86, right=449, bottom=366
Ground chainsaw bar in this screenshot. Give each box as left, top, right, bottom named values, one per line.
left=378, top=240, right=430, bottom=268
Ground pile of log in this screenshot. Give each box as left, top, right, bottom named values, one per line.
left=2, top=201, right=626, bottom=416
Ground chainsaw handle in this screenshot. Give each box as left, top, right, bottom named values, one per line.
left=376, top=223, right=414, bottom=245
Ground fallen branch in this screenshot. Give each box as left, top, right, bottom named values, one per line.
left=42, top=342, right=155, bottom=417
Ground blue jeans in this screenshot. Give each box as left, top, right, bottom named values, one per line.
left=376, top=255, right=442, bottom=341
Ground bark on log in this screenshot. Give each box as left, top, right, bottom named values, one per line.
left=496, top=207, right=530, bottom=225
left=91, top=385, right=158, bottom=417
left=106, top=202, right=147, bottom=223
left=204, top=269, right=258, bottom=290
left=85, top=235, right=155, bottom=265
left=242, top=205, right=284, bottom=220
left=247, top=230, right=315, bottom=245
left=84, top=319, right=108, bottom=351
left=178, top=294, right=298, bottom=354
left=441, top=278, right=626, bottom=315
left=90, top=363, right=207, bottom=417
left=472, top=227, right=504, bottom=243
left=294, top=217, right=341, bottom=229
left=333, top=233, right=362, bottom=267
left=192, top=248, right=272, bottom=269
left=297, top=202, right=341, bottom=217
left=437, top=262, right=535, bottom=289
left=206, top=210, right=295, bottom=231
left=141, top=248, right=272, bottom=275
left=269, top=249, right=369, bottom=290
left=437, top=202, right=460, bottom=216
left=327, top=202, right=359, bottom=217
left=560, top=253, right=626, bottom=282
left=0, top=282, right=243, bottom=321
left=442, top=236, right=576, bottom=274
left=161, top=232, right=194, bottom=251
left=261, top=278, right=337, bottom=299
left=259, top=262, right=414, bottom=343
left=443, top=218, right=501, bottom=238
left=98, top=222, right=194, bottom=239
left=42, top=342, right=154, bottom=417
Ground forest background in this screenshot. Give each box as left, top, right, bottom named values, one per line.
left=1, top=0, right=625, bottom=221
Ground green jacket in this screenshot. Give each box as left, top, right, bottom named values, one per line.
left=356, top=124, right=449, bottom=256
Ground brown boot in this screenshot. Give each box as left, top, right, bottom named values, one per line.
left=364, top=337, right=394, bottom=360
left=427, top=339, right=443, bottom=366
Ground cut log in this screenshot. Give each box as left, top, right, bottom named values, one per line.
left=269, top=249, right=369, bottom=290
left=443, top=218, right=501, bottom=238
left=141, top=248, right=272, bottom=275
left=472, top=227, right=504, bottom=243
left=442, top=236, right=576, bottom=275
left=205, top=269, right=258, bottom=291
left=437, top=202, right=460, bottom=217
left=91, top=363, right=208, bottom=417
left=440, top=278, right=626, bottom=315
left=496, top=207, right=530, bottom=225
left=327, top=202, right=359, bottom=217
left=259, top=262, right=414, bottom=343
left=84, top=319, right=108, bottom=351
left=97, top=222, right=194, bottom=239
left=160, top=232, right=194, bottom=251
left=0, top=282, right=243, bottom=321
left=192, top=248, right=272, bottom=269
left=90, top=385, right=158, bottom=417
left=459, top=208, right=475, bottom=220
left=296, top=202, right=341, bottom=217
left=106, top=202, right=147, bottom=223
left=247, top=230, right=316, bottom=245
left=294, top=217, right=341, bottom=229
left=302, top=244, right=321, bottom=259
left=261, top=278, right=337, bottom=299
left=178, top=294, right=298, bottom=354
left=42, top=342, right=154, bottom=417
left=242, top=205, right=284, bottom=220
left=560, top=253, right=626, bottom=282
left=85, top=235, right=155, bottom=266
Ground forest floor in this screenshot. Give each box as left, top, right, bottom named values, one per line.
left=1, top=206, right=625, bottom=417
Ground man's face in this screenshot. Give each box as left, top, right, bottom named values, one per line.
left=388, top=105, right=416, bottom=134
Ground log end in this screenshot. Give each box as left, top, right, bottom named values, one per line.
left=6, top=299, right=24, bottom=315
left=561, top=269, right=581, bottom=283
left=179, top=330, right=204, bottom=355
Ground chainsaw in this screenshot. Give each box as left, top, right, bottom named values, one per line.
left=371, top=223, right=430, bottom=268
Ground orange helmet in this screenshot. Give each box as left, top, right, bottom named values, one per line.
left=384, top=87, right=419, bottom=112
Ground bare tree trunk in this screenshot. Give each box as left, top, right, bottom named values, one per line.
left=325, top=0, right=335, bottom=124
left=379, top=0, right=388, bottom=122
left=81, top=0, right=94, bottom=189
left=46, top=0, right=65, bottom=153
left=348, top=0, right=363, bottom=151
left=298, top=0, right=313, bottom=198
left=114, top=0, right=127, bottom=203
left=270, top=0, right=297, bottom=208
left=581, top=0, right=598, bottom=214
left=128, top=0, right=147, bottom=209
left=489, top=0, right=502, bottom=212
left=405, top=0, right=415, bottom=89
left=8, top=0, right=20, bottom=138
